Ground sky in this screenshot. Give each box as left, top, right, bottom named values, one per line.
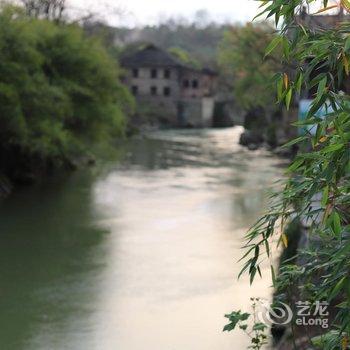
left=70, top=0, right=261, bottom=27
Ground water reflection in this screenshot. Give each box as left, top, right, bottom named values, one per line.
left=0, top=127, right=284, bottom=350
left=0, top=173, right=110, bottom=349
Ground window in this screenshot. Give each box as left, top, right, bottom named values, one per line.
left=192, top=79, right=199, bottom=89
left=150, top=86, right=157, bottom=96
left=151, top=69, right=157, bottom=79
left=164, top=69, right=171, bottom=79
left=132, top=69, right=139, bottom=78
left=163, top=87, right=171, bottom=96
left=131, top=85, right=138, bottom=96
left=183, top=79, right=190, bottom=88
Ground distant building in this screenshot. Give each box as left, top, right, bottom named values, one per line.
left=120, top=44, right=218, bottom=127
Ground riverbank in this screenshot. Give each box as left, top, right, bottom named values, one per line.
left=1, top=122, right=294, bottom=199
left=0, top=7, right=133, bottom=199
left=238, top=106, right=299, bottom=156
left=239, top=130, right=298, bottom=159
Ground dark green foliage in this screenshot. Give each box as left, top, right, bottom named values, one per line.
left=224, top=311, right=250, bottom=332
left=218, top=23, right=282, bottom=110
left=224, top=299, right=268, bottom=350
left=168, top=47, right=201, bottom=68
left=0, top=5, right=133, bottom=183
left=266, top=123, right=277, bottom=148
left=278, top=219, right=302, bottom=267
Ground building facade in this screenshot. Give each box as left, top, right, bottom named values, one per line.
left=121, top=45, right=218, bottom=127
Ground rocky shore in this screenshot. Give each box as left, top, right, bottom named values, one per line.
left=238, top=106, right=299, bottom=158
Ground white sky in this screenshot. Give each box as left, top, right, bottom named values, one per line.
left=69, top=0, right=261, bottom=27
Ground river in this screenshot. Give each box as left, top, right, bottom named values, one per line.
left=0, top=127, right=284, bottom=350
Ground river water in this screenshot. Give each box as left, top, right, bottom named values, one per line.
left=0, top=127, right=284, bottom=350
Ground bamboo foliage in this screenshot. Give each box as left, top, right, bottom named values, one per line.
left=224, top=1, right=350, bottom=349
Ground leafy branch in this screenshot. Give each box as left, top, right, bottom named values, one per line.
left=225, top=1, right=350, bottom=349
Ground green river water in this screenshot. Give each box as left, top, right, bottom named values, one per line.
left=0, top=127, right=284, bottom=350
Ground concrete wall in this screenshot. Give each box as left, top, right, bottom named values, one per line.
left=124, top=67, right=216, bottom=128
left=180, top=71, right=217, bottom=99
left=177, top=99, right=202, bottom=127
left=178, top=97, right=215, bottom=128
left=126, top=67, right=181, bottom=99
left=201, top=97, right=215, bottom=127
left=180, top=70, right=203, bottom=99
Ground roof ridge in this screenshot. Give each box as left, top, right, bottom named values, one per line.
left=121, top=44, right=189, bottom=68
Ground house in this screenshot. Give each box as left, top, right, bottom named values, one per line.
left=120, top=44, right=218, bottom=128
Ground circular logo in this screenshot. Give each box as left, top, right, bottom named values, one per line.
left=257, top=299, right=293, bottom=326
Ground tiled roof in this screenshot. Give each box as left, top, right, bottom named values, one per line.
left=120, top=44, right=185, bottom=68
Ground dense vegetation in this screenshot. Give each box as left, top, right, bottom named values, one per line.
left=218, top=23, right=284, bottom=148
left=218, top=22, right=281, bottom=111
left=167, top=47, right=201, bottom=68
left=225, top=1, right=350, bottom=349
left=0, top=5, right=133, bottom=186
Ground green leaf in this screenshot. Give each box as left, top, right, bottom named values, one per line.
left=282, top=136, right=308, bottom=149
left=282, top=37, right=290, bottom=59
left=295, top=72, right=303, bottom=94
left=271, top=265, right=276, bottom=287
left=332, top=211, right=341, bottom=236
left=322, top=143, right=344, bottom=153
left=265, top=36, right=282, bottom=57
left=321, top=186, right=329, bottom=207
left=287, top=158, right=304, bottom=172
left=264, top=239, right=270, bottom=258
left=329, top=276, right=346, bottom=301
left=223, top=323, right=236, bottom=332
left=224, top=311, right=250, bottom=332
left=277, top=76, right=283, bottom=101
left=250, top=266, right=257, bottom=285
left=312, top=331, right=339, bottom=347
left=275, top=12, right=280, bottom=27
left=253, top=322, right=267, bottom=331
left=307, top=94, right=327, bottom=119
left=285, top=88, right=292, bottom=110
left=317, top=76, right=327, bottom=96
left=345, top=36, right=350, bottom=52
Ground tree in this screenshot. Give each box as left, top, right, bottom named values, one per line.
left=224, top=1, right=350, bottom=349
left=218, top=22, right=282, bottom=111
left=0, top=5, right=133, bottom=183
left=168, top=47, right=201, bottom=68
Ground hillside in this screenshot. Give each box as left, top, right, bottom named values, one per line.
left=84, top=20, right=229, bottom=67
